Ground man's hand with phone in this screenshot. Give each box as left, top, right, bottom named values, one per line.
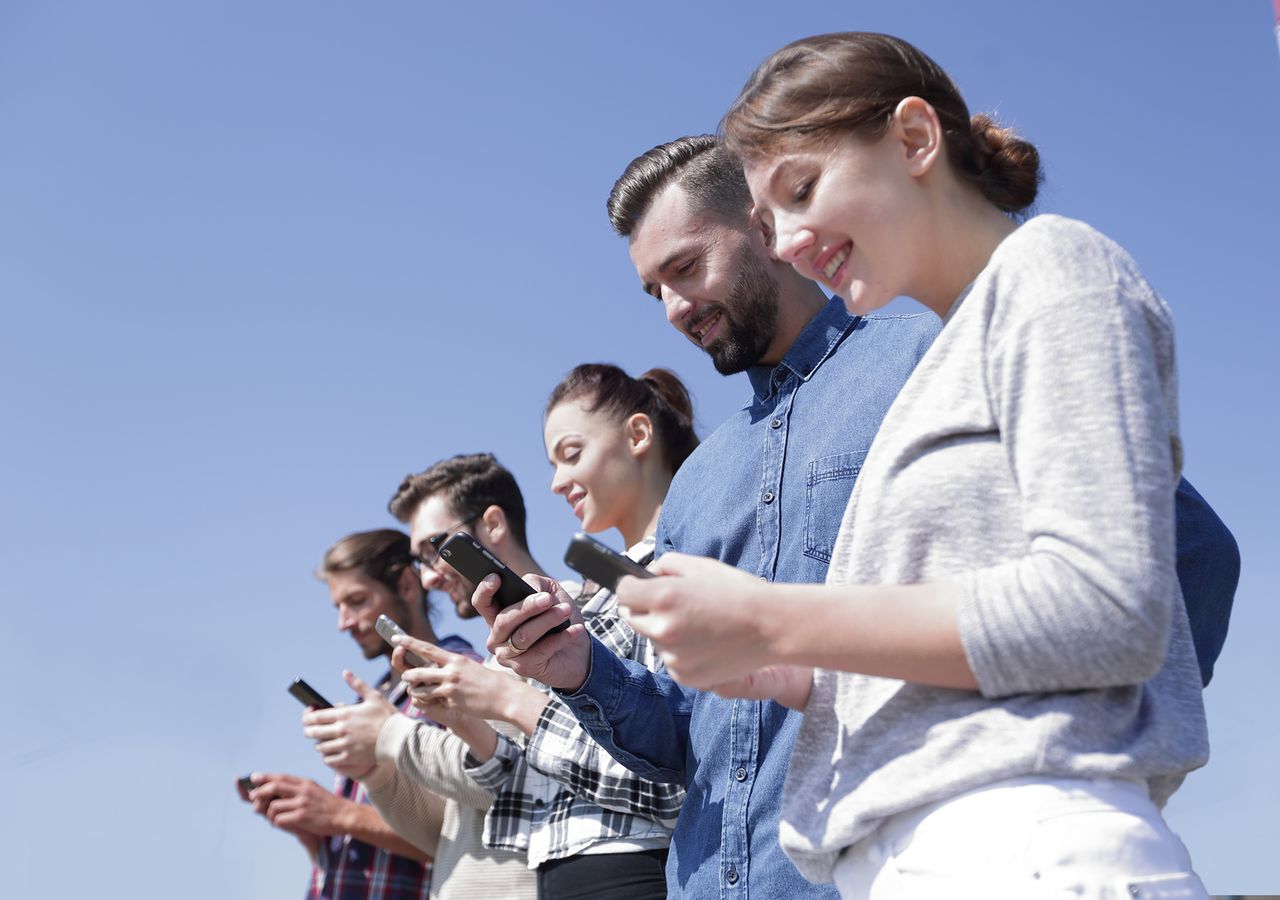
left=301, top=670, right=398, bottom=779
left=392, top=634, right=546, bottom=729
left=476, top=573, right=593, bottom=692
left=235, top=774, right=323, bottom=861
left=248, top=772, right=353, bottom=838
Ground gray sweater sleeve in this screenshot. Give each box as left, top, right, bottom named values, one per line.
left=954, top=235, right=1182, bottom=698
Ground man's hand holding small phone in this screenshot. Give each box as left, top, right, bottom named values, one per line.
left=241, top=771, right=347, bottom=861
left=301, top=670, right=398, bottom=779
left=391, top=633, right=545, bottom=729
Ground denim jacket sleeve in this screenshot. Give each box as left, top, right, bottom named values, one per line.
left=1174, top=476, right=1240, bottom=686
left=555, top=635, right=696, bottom=785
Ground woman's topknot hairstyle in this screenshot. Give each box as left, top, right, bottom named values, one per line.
left=546, top=363, right=699, bottom=474
left=721, top=32, right=1041, bottom=214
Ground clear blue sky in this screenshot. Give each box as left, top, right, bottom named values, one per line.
left=2, top=2, right=1276, bottom=896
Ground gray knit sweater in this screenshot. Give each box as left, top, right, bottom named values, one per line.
left=779, top=215, right=1209, bottom=884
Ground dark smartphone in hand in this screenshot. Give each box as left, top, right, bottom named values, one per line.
left=437, top=531, right=569, bottom=635
left=564, top=532, right=655, bottom=592
left=238, top=775, right=256, bottom=795
left=288, top=677, right=333, bottom=709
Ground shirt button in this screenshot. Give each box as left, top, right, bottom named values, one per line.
left=762, top=491, right=775, bottom=503
left=735, top=766, right=748, bottom=781
left=726, top=866, right=739, bottom=885
left=770, top=418, right=782, bottom=429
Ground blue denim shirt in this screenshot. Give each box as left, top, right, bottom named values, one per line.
left=560, top=300, right=940, bottom=898
left=558, top=298, right=1239, bottom=897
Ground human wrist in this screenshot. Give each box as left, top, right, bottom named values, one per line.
left=495, top=679, right=526, bottom=727
left=754, top=580, right=796, bottom=667
left=336, top=797, right=362, bottom=834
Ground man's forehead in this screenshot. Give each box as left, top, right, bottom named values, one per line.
left=629, top=182, right=730, bottom=276
left=328, top=568, right=374, bottom=602
left=409, top=494, right=459, bottom=546
left=630, top=182, right=703, bottom=252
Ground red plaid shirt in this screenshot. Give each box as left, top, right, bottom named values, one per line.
left=305, top=634, right=478, bottom=900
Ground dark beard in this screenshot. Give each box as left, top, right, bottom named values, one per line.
left=707, top=244, right=781, bottom=375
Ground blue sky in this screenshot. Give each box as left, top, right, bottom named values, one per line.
left=1, top=1, right=1277, bottom=896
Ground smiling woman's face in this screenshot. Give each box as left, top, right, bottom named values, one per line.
left=544, top=397, right=642, bottom=537
left=743, top=129, right=929, bottom=316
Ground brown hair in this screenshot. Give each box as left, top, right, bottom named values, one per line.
left=607, top=135, right=753, bottom=237
left=545, top=364, right=699, bottom=474
left=721, top=32, right=1041, bottom=214
left=316, top=528, right=417, bottom=593
left=387, top=453, right=530, bottom=551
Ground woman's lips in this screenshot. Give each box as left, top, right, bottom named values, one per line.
left=815, top=241, right=852, bottom=289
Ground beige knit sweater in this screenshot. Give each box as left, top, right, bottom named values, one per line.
left=364, top=714, right=535, bottom=900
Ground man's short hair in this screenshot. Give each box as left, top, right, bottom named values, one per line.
left=316, top=528, right=418, bottom=594
left=606, top=134, right=753, bottom=237
left=388, top=453, right=530, bottom=551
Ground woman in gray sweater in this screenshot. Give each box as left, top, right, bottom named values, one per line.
left=616, top=32, right=1210, bottom=899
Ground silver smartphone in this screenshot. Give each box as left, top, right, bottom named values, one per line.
left=374, top=615, right=432, bottom=668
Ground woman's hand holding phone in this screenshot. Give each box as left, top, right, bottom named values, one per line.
left=617, top=552, right=780, bottom=692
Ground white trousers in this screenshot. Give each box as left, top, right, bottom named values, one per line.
left=831, top=777, right=1207, bottom=900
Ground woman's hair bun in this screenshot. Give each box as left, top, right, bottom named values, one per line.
left=967, top=113, right=1041, bottom=213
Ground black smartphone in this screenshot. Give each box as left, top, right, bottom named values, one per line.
left=288, top=677, right=333, bottom=709
left=238, top=775, right=256, bottom=795
left=375, top=615, right=432, bottom=668
left=564, top=532, right=655, bottom=592
left=437, top=531, right=569, bottom=635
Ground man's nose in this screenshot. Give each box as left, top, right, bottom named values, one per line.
left=419, top=565, right=442, bottom=592
left=661, top=287, right=694, bottom=329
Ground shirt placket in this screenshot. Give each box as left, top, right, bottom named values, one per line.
left=756, top=373, right=790, bottom=579
left=717, top=377, right=791, bottom=898
left=721, top=695, right=760, bottom=897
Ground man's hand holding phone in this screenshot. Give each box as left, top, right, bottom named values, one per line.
left=301, top=670, right=397, bottom=779
left=476, top=573, right=592, bottom=691
left=391, top=633, right=542, bottom=726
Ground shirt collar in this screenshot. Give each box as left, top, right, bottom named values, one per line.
left=746, top=296, right=856, bottom=401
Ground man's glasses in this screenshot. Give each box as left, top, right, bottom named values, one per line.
left=411, top=515, right=479, bottom=571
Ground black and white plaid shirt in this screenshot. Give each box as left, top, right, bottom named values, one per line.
left=463, top=537, right=685, bottom=868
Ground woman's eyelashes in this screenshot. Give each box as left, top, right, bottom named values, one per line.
left=791, top=178, right=814, bottom=204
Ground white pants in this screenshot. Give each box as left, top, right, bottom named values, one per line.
left=832, top=777, right=1207, bottom=900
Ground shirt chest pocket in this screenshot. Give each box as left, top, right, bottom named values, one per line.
left=804, top=450, right=868, bottom=563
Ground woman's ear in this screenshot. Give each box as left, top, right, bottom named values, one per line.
left=893, top=96, right=944, bottom=177
left=627, top=412, right=655, bottom=459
